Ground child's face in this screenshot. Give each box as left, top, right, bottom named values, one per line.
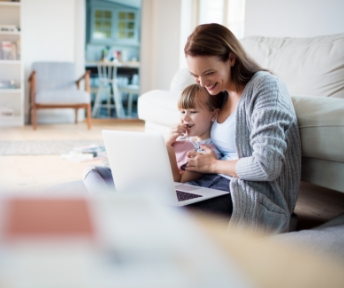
left=179, top=91, right=218, bottom=140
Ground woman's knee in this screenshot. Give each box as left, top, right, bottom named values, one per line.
left=83, top=165, right=112, bottom=181
left=83, top=165, right=115, bottom=193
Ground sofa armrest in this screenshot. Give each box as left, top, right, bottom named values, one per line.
left=138, top=89, right=180, bottom=128
left=291, top=96, right=344, bottom=162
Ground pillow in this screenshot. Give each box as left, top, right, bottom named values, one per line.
left=240, top=34, right=344, bottom=98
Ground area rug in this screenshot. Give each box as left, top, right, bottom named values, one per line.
left=0, top=140, right=104, bottom=155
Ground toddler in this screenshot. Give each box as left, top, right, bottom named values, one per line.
left=166, top=84, right=224, bottom=183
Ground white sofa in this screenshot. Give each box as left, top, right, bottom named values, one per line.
left=138, top=33, right=344, bottom=194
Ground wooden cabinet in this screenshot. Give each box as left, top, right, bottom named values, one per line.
left=89, top=3, right=140, bottom=45
left=0, top=1, right=23, bottom=126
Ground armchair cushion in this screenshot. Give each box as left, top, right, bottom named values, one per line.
left=29, top=61, right=92, bottom=129
left=33, top=62, right=78, bottom=92
left=36, top=90, right=90, bottom=104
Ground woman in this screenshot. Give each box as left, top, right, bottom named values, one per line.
left=84, top=23, right=301, bottom=233
left=181, top=23, right=301, bottom=233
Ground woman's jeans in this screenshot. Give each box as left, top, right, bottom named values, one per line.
left=83, top=165, right=233, bottom=218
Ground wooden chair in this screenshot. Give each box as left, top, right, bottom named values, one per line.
left=92, top=62, right=125, bottom=118
left=28, top=62, right=92, bottom=130
left=118, top=84, right=140, bottom=117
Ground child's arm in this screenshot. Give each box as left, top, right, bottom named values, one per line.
left=165, top=123, right=186, bottom=182
left=166, top=144, right=182, bottom=182
left=165, top=123, right=186, bottom=146
left=165, top=123, right=205, bottom=182
left=166, top=145, right=204, bottom=183
left=179, top=170, right=203, bottom=183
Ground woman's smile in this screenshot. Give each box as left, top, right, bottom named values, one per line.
left=186, top=55, right=234, bottom=94
left=205, top=82, right=218, bottom=92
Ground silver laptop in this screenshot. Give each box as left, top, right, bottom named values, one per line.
left=102, top=130, right=228, bottom=207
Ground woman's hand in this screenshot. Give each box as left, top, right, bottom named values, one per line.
left=185, top=145, right=239, bottom=177
left=165, top=123, right=187, bottom=146
left=185, top=145, right=218, bottom=173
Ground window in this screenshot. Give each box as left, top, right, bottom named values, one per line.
left=199, top=0, right=224, bottom=24
left=226, top=0, right=245, bottom=39
left=198, top=0, right=245, bottom=39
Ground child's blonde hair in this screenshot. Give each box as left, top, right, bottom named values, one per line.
left=178, top=84, right=224, bottom=111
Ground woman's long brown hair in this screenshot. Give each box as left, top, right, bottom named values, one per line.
left=184, top=23, right=268, bottom=90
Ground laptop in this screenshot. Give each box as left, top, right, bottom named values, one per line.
left=102, top=130, right=228, bottom=207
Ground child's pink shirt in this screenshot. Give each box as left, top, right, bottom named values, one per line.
left=172, top=137, right=222, bottom=173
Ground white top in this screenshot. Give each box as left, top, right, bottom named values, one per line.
left=211, top=108, right=238, bottom=180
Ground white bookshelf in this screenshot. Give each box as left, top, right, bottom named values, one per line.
left=0, top=1, right=23, bottom=126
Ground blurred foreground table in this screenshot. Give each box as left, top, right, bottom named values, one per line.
left=0, top=192, right=343, bottom=288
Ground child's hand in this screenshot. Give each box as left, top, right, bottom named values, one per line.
left=165, top=123, right=187, bottom=146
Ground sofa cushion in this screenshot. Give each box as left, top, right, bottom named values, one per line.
left=241, top=34, right=344, bottom=98
left=291, top=96, right=344, bottom=162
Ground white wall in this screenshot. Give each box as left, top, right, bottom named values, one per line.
left=22, top=0, right=85, bottom=124
left=143, top=0, right=344, bottom=92
left=140, top=0, right=183, bottom=93
left=21, top=0, right=187, bottom=123
left=21, top=0, right=344, bottom=124
left=245, top=0, right=344, bottom=38
left=179, top=0, right=197, bottom=69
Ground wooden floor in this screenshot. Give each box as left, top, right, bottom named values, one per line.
left=0, top=119, right=144, bottom=191
left=1, top=119, right=344, bottom=231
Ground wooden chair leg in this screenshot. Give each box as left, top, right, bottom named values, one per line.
left=28, top=106, right=32, bottom=124
left=75, top=108, right=78, bottom=124
left=86, top=104, right=92, bottom=130
left=33, top=107, right=37, bottom=130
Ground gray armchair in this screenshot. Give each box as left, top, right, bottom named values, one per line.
left=28, top=62, right=92, bottom=130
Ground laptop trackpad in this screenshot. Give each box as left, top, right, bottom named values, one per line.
left=175, top=184, right=201, bottom=192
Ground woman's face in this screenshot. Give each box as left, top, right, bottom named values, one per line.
left=186, top=55, right=234, bottom=95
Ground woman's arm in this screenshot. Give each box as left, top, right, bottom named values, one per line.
left=214, top=159, right=238, bottom=178
left=234, top=76, right=296, bottom=182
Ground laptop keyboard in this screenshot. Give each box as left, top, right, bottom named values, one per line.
left=176, top=190, right=202, bottom=201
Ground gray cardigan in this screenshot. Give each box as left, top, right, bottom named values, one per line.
left=228, top=71, right=301, bottom=233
